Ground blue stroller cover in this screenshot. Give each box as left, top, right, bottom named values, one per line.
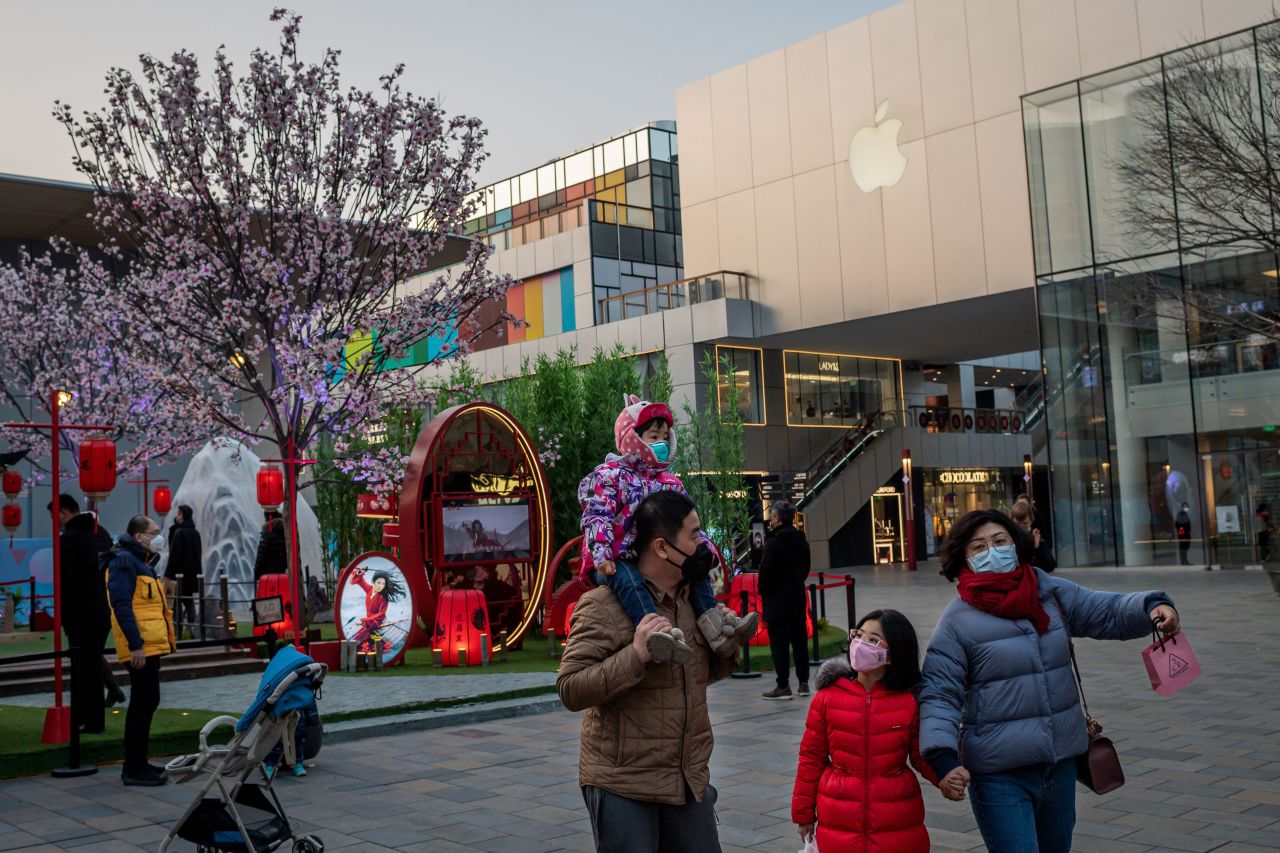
left=236, top=645, right=320, bottom=733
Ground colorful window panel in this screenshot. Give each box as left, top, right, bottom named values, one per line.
left=505, top=267, right=576, bottom=344
left=461, top=125, right=677, bottom=245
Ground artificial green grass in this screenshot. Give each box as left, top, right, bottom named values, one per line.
left=327, top=642, right=562, bottom=676
left=327, top=625, right=847, bottom=677
left=0, top=704, right=232, bottom=779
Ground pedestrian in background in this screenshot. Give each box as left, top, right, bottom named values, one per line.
left=759, top=501, right=812, bottom=700
left=1175, top=502, right=1193, bottom=565
left=51, top=494, right=122, bottom=733
left=254, top=514, right=288, bottom=580
left=106, top=516, right=176, bottom=786
left=1010, top=497, right=1056, bottom=572
left=164, top=504, right=203, bottom=638
left=919, top=509, right=1182, bottom=852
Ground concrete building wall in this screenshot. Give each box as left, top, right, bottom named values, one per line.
left=675, top=0, right=1278, bottom=339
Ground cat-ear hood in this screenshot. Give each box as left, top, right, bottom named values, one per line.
left=614, top=394, right=676, bottom=471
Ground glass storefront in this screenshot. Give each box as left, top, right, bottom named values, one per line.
left=1023, top=22, right=1280, bottom=566
left=783, top=350, right=902, bottom=428
left=922, top=468, right=1020, bottom=557
left=715, top=345, right=764, bottom=424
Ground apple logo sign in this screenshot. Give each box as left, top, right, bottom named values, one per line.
left=849, top=100, right=907, bottom=193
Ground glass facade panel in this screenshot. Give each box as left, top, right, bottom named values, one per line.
left=715, top=346, right=764, bottom=424
left=1023, top=84, right=1092, bottom=275
left=783, top=351, right=902, bottom=428
left=1026, top=22, right=1280, bottom=567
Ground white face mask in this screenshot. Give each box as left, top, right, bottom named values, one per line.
left=147, top=533, right=166, bottom=554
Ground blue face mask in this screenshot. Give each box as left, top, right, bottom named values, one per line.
left=967, top=543, right=1019, bottom=574
left=647, top=440, right=670, bottom=464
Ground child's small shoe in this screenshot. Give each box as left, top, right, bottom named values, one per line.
left=646, top=628, right=695, bottom=664
left=263, top=761, right=277, bottom=781
left=697, top=610, right=734, bottom=657
left=292, top=763, right=307, bottom=778
left=727, top=610, right=760, bottom=643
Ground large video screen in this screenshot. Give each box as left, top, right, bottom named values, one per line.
left=441, top=501, right=532, bottom=564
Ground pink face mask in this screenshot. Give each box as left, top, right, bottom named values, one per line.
left=848, top=638, right=888, bottom=672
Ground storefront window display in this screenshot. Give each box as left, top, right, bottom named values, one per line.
left=922, top=469, right=1019, bottom=555
left=783, top=350, right=902, bottom=428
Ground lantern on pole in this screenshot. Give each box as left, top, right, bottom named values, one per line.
left=1, top=469, right=21, bottom=500
left=153, top=485, right=172, bottom=516
left=257, top=465, right=285, bottom=508
left=78, top=436, right=117, bottom=501
left=3, top=503, right=21, bottom=544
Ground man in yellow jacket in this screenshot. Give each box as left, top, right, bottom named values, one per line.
left=106, top=515, right=175, bottom=786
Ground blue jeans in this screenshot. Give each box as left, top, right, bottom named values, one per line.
left=969, top=758, right=1077, bottom=853
left=597, top=560, right=718, bottom=626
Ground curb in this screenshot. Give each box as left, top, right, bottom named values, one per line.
left=323, top=694, right=565, bottom=744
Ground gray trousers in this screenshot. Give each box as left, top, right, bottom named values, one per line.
left=582, top=784, right=720, bottom=853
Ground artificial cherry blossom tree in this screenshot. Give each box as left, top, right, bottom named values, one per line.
left=55, top=8, right=511, bottom=489
left=0, top=246, right=214, bottom=486
left=53, top=9, right=511, bottom=633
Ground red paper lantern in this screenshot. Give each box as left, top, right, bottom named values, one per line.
left=78, top=436, right=117, bottom=500
left=432, top=589, right=491, bottom=667
left=1, top=469, right=21, bottom=499
left=257, top=465, right=285, bottom=508
left=2, top=503, right=21, bottom=534
left=153, top=486, right=172, bottom=516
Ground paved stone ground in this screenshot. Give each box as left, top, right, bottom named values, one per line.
left=1, top=565, right=1277, bottom=852
left=5, top=671, right=558, bottom=715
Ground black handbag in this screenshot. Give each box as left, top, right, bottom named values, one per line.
left=1053, top=595, right=1124, bottom=794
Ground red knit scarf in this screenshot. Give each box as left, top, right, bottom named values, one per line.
left=956, top=562, right=1050, bottom=634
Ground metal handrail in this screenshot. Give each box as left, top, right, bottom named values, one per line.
left=596, top=270, right=750, bottom=323
left=796, top=411, right=900, bottom=510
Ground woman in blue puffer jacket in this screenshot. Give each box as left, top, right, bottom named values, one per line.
left=918, top=509, right=1180, bottom=853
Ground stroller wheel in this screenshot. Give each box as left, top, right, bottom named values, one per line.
left=293, top=835, right=324, bottom=853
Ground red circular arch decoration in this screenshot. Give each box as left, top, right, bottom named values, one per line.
left=396, top=402, right=554, bottom=658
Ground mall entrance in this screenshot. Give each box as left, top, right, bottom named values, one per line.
left=1203, top=448, right=1280, bottom=566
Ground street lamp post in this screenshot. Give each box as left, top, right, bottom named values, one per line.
left=3, top=390, right=113, bottom=745
left=902, top=449, right=916, bottom=572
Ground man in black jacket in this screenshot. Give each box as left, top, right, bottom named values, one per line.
left=164, top=505, right=203, bottom=637
left=758, top=501, right=812, bottom=700
left=50, top=494, right=123, bottom=733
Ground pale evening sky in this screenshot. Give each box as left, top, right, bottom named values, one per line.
left=0, top=1, right=896, bottom=188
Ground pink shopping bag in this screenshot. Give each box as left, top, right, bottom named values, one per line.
left=1141, top=629, right=1201, bottom=697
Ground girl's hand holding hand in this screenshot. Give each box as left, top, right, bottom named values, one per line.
left=940, top=767, right=970, bottom=801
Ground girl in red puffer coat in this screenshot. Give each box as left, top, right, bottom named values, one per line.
left=791, top=609, right=946, bottom=853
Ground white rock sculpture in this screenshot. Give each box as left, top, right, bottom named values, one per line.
left=157, top=438, right=323, bottom=610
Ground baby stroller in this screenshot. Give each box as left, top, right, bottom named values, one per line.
left=159, top=645, right=327, bottom=853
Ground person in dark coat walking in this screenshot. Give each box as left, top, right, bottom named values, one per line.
left=51, top=494, right=124, bottom=733
left=1175, top=502, right=1193, bottom=565
left=254, top=516, right=288, bottom=581
left=164, top=505, right=203, bottom=636
left=759, top=501, right=812, bottom=700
